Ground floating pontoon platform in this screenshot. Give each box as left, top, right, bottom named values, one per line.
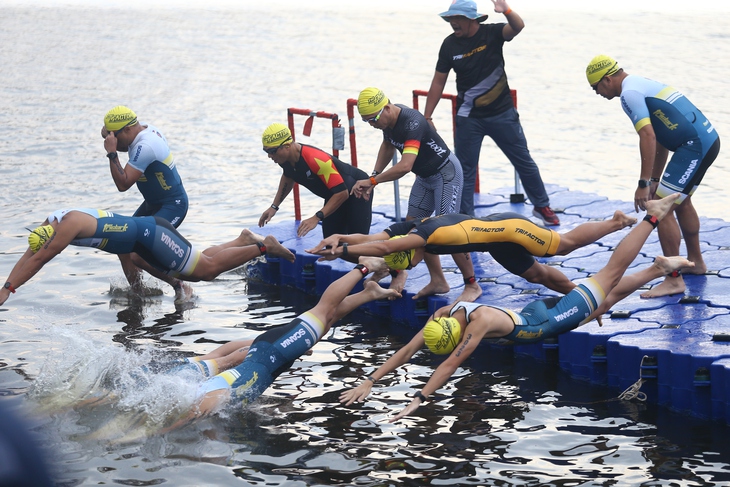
left=249, top=185, right=730, bottom=423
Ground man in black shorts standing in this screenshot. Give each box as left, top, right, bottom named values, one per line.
left=352, top=86, right=464, bottom=297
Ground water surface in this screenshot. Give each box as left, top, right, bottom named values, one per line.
left=1, top=2, right=730, bottom=485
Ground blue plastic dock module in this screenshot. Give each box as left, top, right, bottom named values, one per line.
left=248, top=185, right=730, bottom=423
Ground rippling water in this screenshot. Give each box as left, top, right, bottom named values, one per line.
left=2, top=1, right=730, bottom=485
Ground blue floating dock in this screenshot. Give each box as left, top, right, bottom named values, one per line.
left=249, top=185, right=730, bottom=423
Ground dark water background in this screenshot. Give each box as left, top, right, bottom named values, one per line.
left=1, top=1, right=730, bottom=485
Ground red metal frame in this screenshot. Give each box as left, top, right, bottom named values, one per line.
left=345, top=98, right=359, bottom=168
left=286, top=89, right=518, bottom=220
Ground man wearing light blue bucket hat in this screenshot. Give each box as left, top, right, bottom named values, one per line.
left=422, top=0, right=559, bottom=226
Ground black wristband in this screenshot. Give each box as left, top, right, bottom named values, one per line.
left=342, top=242, right=348, bottom=257
left=650, top=177, right=660, bottom=182
left=315, top=210, right=325, bottom=221
left=643, top=214, right=659, bottom=229
left=270, top=204, right=279, bottom=211
left=366, top=375, right=376, bottom=384
left=354, top=263, right=369, bottom=275
left=414, top=391, right=427, bottom=403
left=106, top=151, right=118, bottom=160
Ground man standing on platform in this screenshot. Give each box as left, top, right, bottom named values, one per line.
left=587, top=55, right=720, bottom=297
left=351, top=87, right=464, bottom=298
left=423, top=0, right=559, bottom=225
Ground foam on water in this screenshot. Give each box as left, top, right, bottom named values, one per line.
left=27, top=328, right=203, bottom=439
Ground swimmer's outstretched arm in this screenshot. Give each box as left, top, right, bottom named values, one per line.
left=339, top=305, right=450, bottom=406
left=308, top=233, right=425, bottom=262
left=305, top=230, right=391, bottom=256
left=159, top=389, right=231, bottom=435
left=386, top=310, right=508, bottom=422
left=339, top=329, right=426, bottom=406
left=1, top=218, right=80, bottom=305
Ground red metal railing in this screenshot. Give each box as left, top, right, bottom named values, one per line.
left=286, top=89, right=522, bottom=220
left=412, top=91, right=459, bottom=144
left=345, top=98, right=360, bottom=168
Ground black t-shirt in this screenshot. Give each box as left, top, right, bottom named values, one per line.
left=435, top=23, right=514, bottom=118
left=382, top=104, right=452, bottom=177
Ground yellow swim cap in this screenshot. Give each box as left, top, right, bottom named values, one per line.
left=357, top=87, right=388, bottom=116
left=261, top=123, right=293, bottom=148
left=28, top=225, right=55, bottom=253
left=104, top=106, right=138, bottom=132
left=382, top=235, right=416, bottom=271
left=423, top=317, right=462, bottom=355
left=586, top=55, right=620, bottom=86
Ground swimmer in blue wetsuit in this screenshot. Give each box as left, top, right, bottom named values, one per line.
left=340, top=193, right=693, bottom=422
left=162, top=257, right=400, bottom=430
left=587, top=55, right=721, bottom=298
left=0, top=209, right=295, bottom=306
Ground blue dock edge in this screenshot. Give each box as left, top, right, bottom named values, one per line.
left=248, top=185, right=730, bottom=423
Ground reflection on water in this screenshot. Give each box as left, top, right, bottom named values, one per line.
left=2, top=1, right=730, bottom=485
left=15, top=288, right=730, bottom=486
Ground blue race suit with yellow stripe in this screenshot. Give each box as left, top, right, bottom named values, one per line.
left=197, top=312, right=326, bottom=406
left=47, top=209, right=200, bottom=277
left=620, top=75, right=720, bottom=196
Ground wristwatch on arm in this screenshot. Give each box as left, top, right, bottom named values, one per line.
left=638, top=179, right=651, bottom=189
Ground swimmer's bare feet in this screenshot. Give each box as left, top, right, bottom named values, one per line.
left=640, top=275, right=686, bottom=298
left=640, top=256, right=693, bottom=298
left=645, top=192, right=680, bottom=221
left=454, top=281, right=482, bottom=303
left=412, top=279, right=450, bottom=300
left=263, top=235, right=295, bottom=262
left=363, top=280, right=401, bottom=301
left=364, top=258, right=393, bottom=299
left=388, top=269, right=408, bottom=300
left=365, top=267, right=389, bottom=284
left=612, top=210, right=637, bottom=228
left=683, top=262, right=708, bottom=275
left=653, top=255, right=694, bottom=275
left=238, top=228, right=265, bottom=246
